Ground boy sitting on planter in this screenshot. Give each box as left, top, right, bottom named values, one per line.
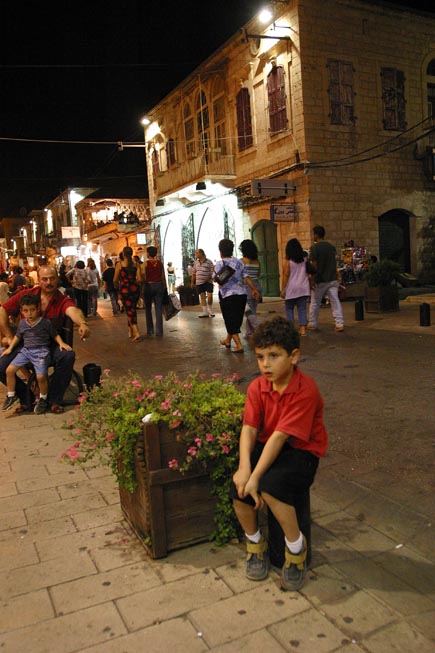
left=230, top=316, right=328, bottom=591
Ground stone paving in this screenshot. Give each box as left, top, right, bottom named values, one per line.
left=0, top=294, right=434, bottom=652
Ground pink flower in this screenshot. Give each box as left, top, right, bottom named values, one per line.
left=211, top=373, right=221, bottom=378
left=113, top=392, right=120, bottom=398
left=136, top=394, right=145, bottom=402
left=194, top=437, right=202, bottom=447
left=77, top=395, right=87, bottom=403
left=169, top=419, right=181, bottom=430
left=145, top=389, right=156, bottom=398
left=106, top=432, right=116, bottom=442
left=154, top=374, right=164, bottom=380
left=183, top=383, right=192, bottom=390
left=168, top=458, right=179, bottom=469
left=172, top=409, right=182, bottom=417
left=205, top=433, right=214, bottom=442
left=103, top=368, right=111, bottom=375
left=187, top=446, right=197, bottom=457
left=232, top=372, right=240, bottom=380
left=221, top=445, right=230, bottom=454
left=161, top=400, right=171, bottom=410
left=132, top=380, right=141, bottom=388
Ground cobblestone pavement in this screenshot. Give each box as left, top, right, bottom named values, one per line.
left=0, top=295, right=434, bottom=652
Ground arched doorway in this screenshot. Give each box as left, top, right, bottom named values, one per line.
left=378, top=210, right=411, bottom=272
left=251, top=220, right=279, bottom=296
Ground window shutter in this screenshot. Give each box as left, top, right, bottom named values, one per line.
left=267, top=66, right=287, bottom=134
left=328, top=60, right=355, bottom=126
left=236, top=88, right=253, bottom=150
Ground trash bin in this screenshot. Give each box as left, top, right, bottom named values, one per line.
left=82, top=363, right=101, bottom=390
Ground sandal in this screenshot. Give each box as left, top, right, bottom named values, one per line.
left=14, top=404, right=31, bottom=415
left=220, top=339, right=231, bottom=348
left=132, top=335, right=141, bottom=342
left=50, top=404, right=65, bottom=414
left=231, top=348, right=244, bottom=354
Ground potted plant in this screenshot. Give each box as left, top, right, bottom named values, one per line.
left=364, top=258, right=401, bottom=312
left=176, top=275, right=200, bottom=306
left=62, top=370, right=245, bottom=557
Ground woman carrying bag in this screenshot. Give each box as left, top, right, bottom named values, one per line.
left=143, top=246, right=166, bottom=337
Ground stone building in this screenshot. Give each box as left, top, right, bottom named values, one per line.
left=143, top=0, right=435, bottom=294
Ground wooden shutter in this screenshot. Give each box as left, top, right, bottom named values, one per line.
left=236, top=88, right=253, bottom=151
left=267, top=66, right=287, bottom=134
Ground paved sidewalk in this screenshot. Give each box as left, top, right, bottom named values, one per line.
left=0, top=296, right=434, bottom=652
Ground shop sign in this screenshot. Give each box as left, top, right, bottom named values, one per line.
left=270, top=204, right=296, bottom=222
left=61, top=226, right=80, bottom=239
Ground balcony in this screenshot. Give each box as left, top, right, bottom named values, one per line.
left=156, top=150, right=236, bottom=196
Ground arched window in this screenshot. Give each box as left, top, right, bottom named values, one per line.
left=236, top=87, right=253, bottom=151
left=183, top=103, right=195, bottom=158
left=212, top=77, right=227, bottom=155
left=267, top=64, right=287, bottom=134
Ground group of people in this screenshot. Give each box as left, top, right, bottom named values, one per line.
left=281, top=225, right=344, bottom=334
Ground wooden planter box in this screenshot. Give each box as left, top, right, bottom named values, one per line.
left=364, top=286, right=399, bottom=313
left=119, top=422, right=216, bottom=558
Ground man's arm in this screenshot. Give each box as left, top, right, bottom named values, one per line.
left=0, top=306, right=15, bottom=342
left=64, top=306, right=90, bottom=340
left=0, top=334, right=20, bottom=356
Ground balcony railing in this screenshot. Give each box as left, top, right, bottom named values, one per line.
left=156, top=151, right=235, bottom=196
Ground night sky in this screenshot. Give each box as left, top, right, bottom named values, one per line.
left=0, top=0, right=434, bottom=216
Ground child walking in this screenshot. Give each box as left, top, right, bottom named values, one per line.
left=1, top=294, right=72, bottom=414
left=230, top=316, right=328, bottom=591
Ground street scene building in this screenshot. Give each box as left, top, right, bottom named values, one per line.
left=143, top=0, right=435, bottom=294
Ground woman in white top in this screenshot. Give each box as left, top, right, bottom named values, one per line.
left=86, top=258, right=101, bottom=318
left=280, top=238, right=311, bottom=336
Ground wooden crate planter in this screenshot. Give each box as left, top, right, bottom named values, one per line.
left=364, top=286, right=399, bottom=313
left=119, top=421, right=216, bottom=558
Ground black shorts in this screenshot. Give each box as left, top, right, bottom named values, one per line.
left=229, top=440, right=319, bottom=507
left=196, top=282, right=214, bottom=294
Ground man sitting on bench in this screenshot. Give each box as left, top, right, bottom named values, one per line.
left=0, top=265, right=90, bottom=414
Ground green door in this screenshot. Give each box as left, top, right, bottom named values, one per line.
left=251, top=220, right=280, bottom=296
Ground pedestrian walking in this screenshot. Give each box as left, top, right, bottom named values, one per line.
left=67, top=261, right=89, bottom=318
left=143, top=246, right=166, bottom=337
left=308, top=225, right=344, bottom=332
left=191, top=249, right=215, bottom=318
left=102, top=259, right=119, bottom=316
left=239, top=239, right=262, bottom=338
left=113, top=246, right=142, bottom=342
left=86, top=258, right=101, bottom=318
left=280, top=238, right=311, bottom=336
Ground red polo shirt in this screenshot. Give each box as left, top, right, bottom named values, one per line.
left=3, top=287, right=75, bottom=332
left=243, top=367, right=328, bottom=458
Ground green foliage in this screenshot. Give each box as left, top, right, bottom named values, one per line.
left=365, top=258, right=401, bottom=287
left=62, top=370, right=245, bottom=545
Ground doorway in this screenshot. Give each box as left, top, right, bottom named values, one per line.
left=378, top=210, right=411, bottom=272
left=251, top=219, right=280, bottom=296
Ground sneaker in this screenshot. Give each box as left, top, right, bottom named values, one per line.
left=1, top=395, right=19, bottom=412
left=281, top=536, right=307, bottom=591
left=208, top=313, right=215, bottom=317
left=34, top=397, right=49, bottom=415
left=246, top=537, right=269, bottom=581
left=335, top=325, right=344, bottom=332
left=198, top=314, right=209, bottom=318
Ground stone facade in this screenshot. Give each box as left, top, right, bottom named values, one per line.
left=144, top=0, right=435, bottom=288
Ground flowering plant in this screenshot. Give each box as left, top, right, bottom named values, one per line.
left=62, top=369, right=246, bottom=544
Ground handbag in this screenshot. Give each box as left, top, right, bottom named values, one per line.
left=163, top=293, right=181, bottom=321
left=214, top=261, right=235, bottom=286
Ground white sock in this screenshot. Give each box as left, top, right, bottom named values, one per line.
left=7, top=392, right=16, bottom=398
left=245, top=529, right=262, bottom=544
left=202, top=305, right=207, bottom=313
left=40, top=394, right=48, bottom=400
left=207, top=306, right=214, bottom=314
left=285, top=531, right=304, bottom=553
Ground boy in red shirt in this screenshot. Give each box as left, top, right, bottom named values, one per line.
left=230, top=316, right=328, bottom=591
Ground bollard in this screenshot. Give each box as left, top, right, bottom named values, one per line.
left=355, top=298, right=364, bottom=321
left=420, top=303, right=431, bottom=327
left=82, top=363, right=102, bottom=390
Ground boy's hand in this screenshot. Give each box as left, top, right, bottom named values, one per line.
left=0, top=347, right=12, bottom=357
left=244, top=476, right=264, bottom=510
left=233, top=467, right=251, bottom=498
